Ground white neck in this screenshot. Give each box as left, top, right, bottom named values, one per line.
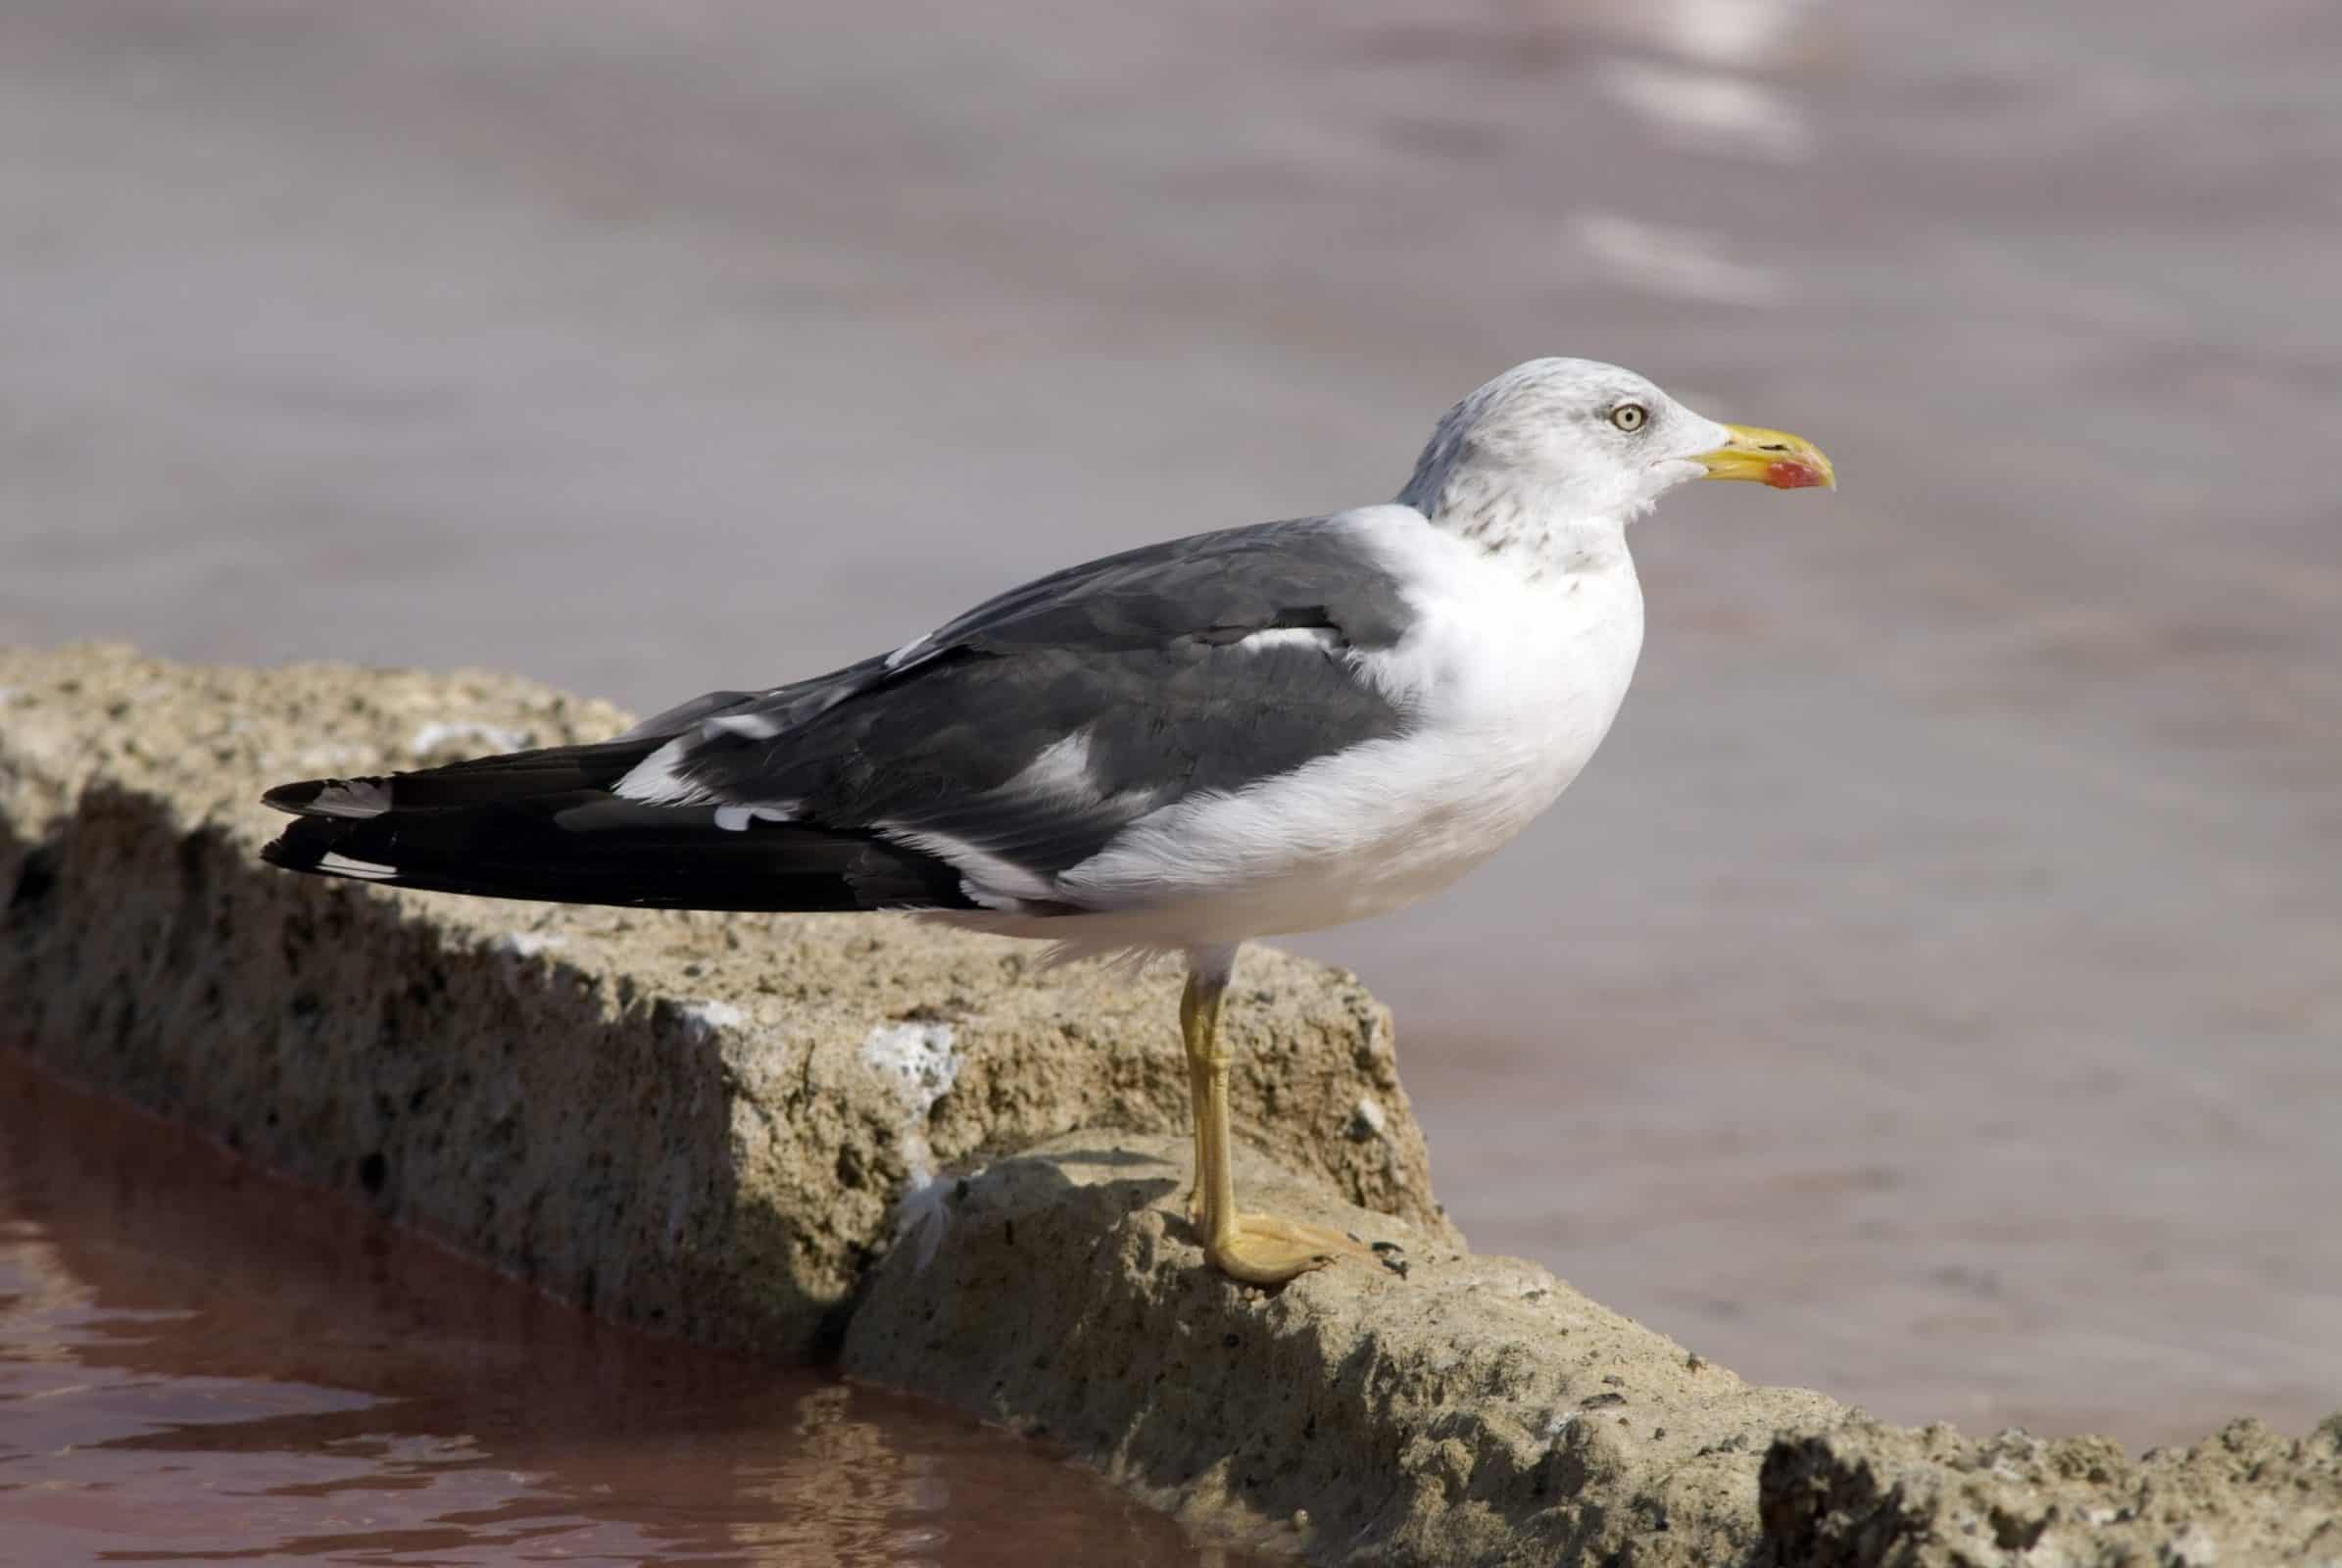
left=1397, top=459, right=1636, bottom=578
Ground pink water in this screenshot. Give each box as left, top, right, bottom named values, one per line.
left=0, top=1057, right=1276, bottom=1565
left=2, top=0, right=2337, bottom=1494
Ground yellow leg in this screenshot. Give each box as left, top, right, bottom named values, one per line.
left=1180, top=963, right=1378, bottom=1286
left=1183, top=1035, right=1211, bottom=1230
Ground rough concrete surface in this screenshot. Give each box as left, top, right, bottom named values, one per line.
left=0, top=643, right=1446, bottom=1361
left=843, top=1131, right=1846, bottom=1565
left=843, top=1135, right=2342, bottom=1566
left=1762, top=1418, right=2342, bottom=1568
left=6, top=644, right=2338, bottom=1565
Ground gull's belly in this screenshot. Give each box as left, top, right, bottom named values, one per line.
left=1267, top=722, right=1617, bottom=930
left=1251, top=576, right=1645, bottom=932
left=1057, top=549, right=1646, bottom=943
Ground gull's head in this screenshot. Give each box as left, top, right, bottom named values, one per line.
left=1398, top=358, right=1833, bottom=547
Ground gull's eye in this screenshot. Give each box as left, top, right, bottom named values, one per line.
left=1609, top=403, right=1649, bottom=433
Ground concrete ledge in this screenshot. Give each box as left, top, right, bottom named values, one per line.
left=1761, top=1417, right=2342, bottom=1568
left=7, top=644, right=2338, bottom=1564
left=843, top=1132, right=1845, bottom=1564
left=844, top=1134, right=2342, bottom=1565
left=0, top=643, right=1446, bottom=1359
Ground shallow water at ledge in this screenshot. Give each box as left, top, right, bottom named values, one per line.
left=0, top=1057, right=1279, bottom=1567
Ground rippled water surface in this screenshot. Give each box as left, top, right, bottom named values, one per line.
left=0, top=1059, right=1273, bottom=1565
left=3, top=0, right=2338, bottom=1461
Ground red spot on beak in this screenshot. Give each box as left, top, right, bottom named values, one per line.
left=1765, top=457, right=1830, bottom=490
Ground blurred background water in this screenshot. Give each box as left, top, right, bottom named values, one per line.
left=2, top=0, right=2337, bottom=1540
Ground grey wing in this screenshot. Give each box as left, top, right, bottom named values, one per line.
left=616, top=657, right=889, bottom=743
left=619, top=517, right=1414, bottom=900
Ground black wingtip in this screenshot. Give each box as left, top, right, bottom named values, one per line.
left=263, top=775, right=398, bottom=819
left=259, top=815, right=335, bottom=871
left=261, top=779, right=324, bottom=815
left=261, top=737, right=667, bottom=823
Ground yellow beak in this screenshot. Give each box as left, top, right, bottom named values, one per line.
left=1696, top=422, right=1836, bottom=490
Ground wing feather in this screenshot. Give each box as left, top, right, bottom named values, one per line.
left=265, top=515, right=1417, bottom=917
left=628, top=516, right=1414, bottom=893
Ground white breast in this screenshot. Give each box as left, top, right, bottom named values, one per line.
left=1045, top=506, right=1646, bottom=949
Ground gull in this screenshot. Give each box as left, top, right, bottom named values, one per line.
left=261, top=358, right=1833, bottom=1286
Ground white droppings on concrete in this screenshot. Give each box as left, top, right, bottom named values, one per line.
left=408, top=719, right=529, bottom=758
left=1351, top=1096, right=1390, bottom=1141
left=862, top=1021, right=961, bottom=1112
left=678, top=1000, right=748, bottom=1041
left=861, top=1021, right=962, bottom=1269
left=490, top=931, right=567, bottom=959
left=897, top=1179, right=955, bottom=1271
